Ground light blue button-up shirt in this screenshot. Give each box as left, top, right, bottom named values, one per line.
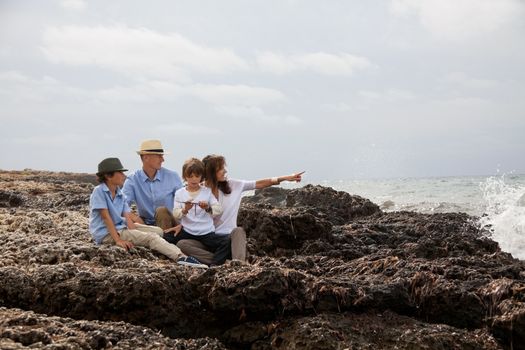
left=122, top=167, right=183, bottom=225
left=89, top=183, right=130, bottom=244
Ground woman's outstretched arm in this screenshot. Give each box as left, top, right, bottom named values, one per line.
left=255, top=171, right=304, bottom=189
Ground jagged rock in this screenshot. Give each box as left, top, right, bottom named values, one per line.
left=0, top=190, right=24, bottom=208
left=1, top=170, right=524, bottom=350
left=239, top=205, right=332, bottom=256
left=286, top=184, right=381, bottom=224
left=0, top=171, right=94, bottom=212
left=242, top=186, right=289, bottom=207
left=242, top=185, right=381, bottom=225
left=0, top=307, right=226, bottom=349
left=268, top=311, right=502, bottom=350
left=483, top=279, right=525, bottom=349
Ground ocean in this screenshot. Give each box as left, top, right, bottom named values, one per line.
left=282, top=174, right=525, bottom=260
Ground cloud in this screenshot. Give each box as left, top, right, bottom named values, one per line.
left=0, top=71, right=284, bottom=109
left=358, top=88, right=416, bottom=102
left=151, top=122, right=221, bottom=136
left=322, top=102, right=354, bottom=112
left=11, top=132, right=86, bottom=146
left=41, top=25, right=249, bottom=81
left=98, top=82, right=285, bottom=107
left=321, top=89, right=416, bottom=113
left=390, top=0, right=525, bottom=41
left=441, top=72, right=499, bottom=89
left=97, top=81, right=184, bottom=103
left=439, top=96, right=492, bottom=109
left=257, top=52, right=374, bottom=75
left=59, top=0, right=86, bottom=11
left=214, top=105, right=302, bottom=125
left=188, top=84, right=285, bottom=106
left=0, top=70, right=87, bottom=103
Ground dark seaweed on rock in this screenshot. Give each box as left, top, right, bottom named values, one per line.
left=0, top=170, right=524, bottom=350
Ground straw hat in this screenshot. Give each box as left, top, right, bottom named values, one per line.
left=136, top=139, right=170, bottom=155
left=97, top=158, right=128, bottom=175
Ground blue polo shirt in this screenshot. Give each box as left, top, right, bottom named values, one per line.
left=89, top=183, right=131, bottom=244
left=122, top=167, right=183, bottom=225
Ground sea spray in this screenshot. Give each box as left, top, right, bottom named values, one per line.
left=480, top=174, right=525, bottom=260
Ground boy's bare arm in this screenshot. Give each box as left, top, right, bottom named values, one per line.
left=100, top=209, right=134, bottom=250
left=123, top=211, right=137, bottom=230
left=128, top=211, right=144, bottom=224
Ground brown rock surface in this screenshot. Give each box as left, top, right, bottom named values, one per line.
left=0, top=307, right=226, bottom=349
left=1, top=170, right=524, bottom=349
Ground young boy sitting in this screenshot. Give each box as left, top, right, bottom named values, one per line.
left=89, top=157, right=207, bottom=268
left=163, top=158, right=231, bottom=266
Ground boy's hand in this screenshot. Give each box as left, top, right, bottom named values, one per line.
left=198, top=201, right=209, bottom=210
left=127, top=221, right=137, bottom=230
left=130, top=212, right=144, bottom=224
left=116, top=239, right=134, bottom=251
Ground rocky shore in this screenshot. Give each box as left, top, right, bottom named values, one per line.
left=0, top=169, right=524, bottom=349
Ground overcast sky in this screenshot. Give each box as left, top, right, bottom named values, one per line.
left=1, top=0, right=524, bottom=181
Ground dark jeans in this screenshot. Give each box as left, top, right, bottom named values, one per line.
left=163, top=229, right=231, bottom=265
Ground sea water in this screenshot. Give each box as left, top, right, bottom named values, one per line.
left=282, top=174, right=525, bottom=260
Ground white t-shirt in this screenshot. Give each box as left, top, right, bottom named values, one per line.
left=174, top=186, right=220, bottom=235
left=214, top=179, right=256, bottom=235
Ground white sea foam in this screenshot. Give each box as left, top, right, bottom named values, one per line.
left=479, top=175, right=525, bottom=260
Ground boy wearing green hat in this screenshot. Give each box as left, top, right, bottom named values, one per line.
left=89, top=157, right=207, bottom=268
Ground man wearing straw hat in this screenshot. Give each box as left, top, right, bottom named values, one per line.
left=122, top=140, right=182, bottom=231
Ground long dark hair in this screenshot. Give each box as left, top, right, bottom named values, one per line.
left=202, top=154, right=231, bottom=194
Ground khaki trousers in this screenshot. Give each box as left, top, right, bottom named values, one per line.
left=102, top=223, right=183, bottom=261
left=176, top=227, right=246, bottom=265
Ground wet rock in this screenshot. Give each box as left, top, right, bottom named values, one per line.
left=242, top=186, right=289, bottom=207
left=268, top=312, right=502, bottom=350
left=0, top=190, right=24, bottom=208
left=484, top=280, right=525, bottom=350
left=189, top=263, right=313, bottom=325
left=1, top=170, right=524, bottom=350
left=222, top=321, right=269, bottom=347
left=243, top=184, right=381, bottom=225
left=0, top=171, right=94, bottom=212
left=286, top=184, right=381, bottom=224
left=239, top=205, right=332, bottom=256
left=0, top=307, right=227, bottom=349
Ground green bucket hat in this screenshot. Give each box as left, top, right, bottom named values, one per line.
left=97, top=157, right=128, bottom=175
